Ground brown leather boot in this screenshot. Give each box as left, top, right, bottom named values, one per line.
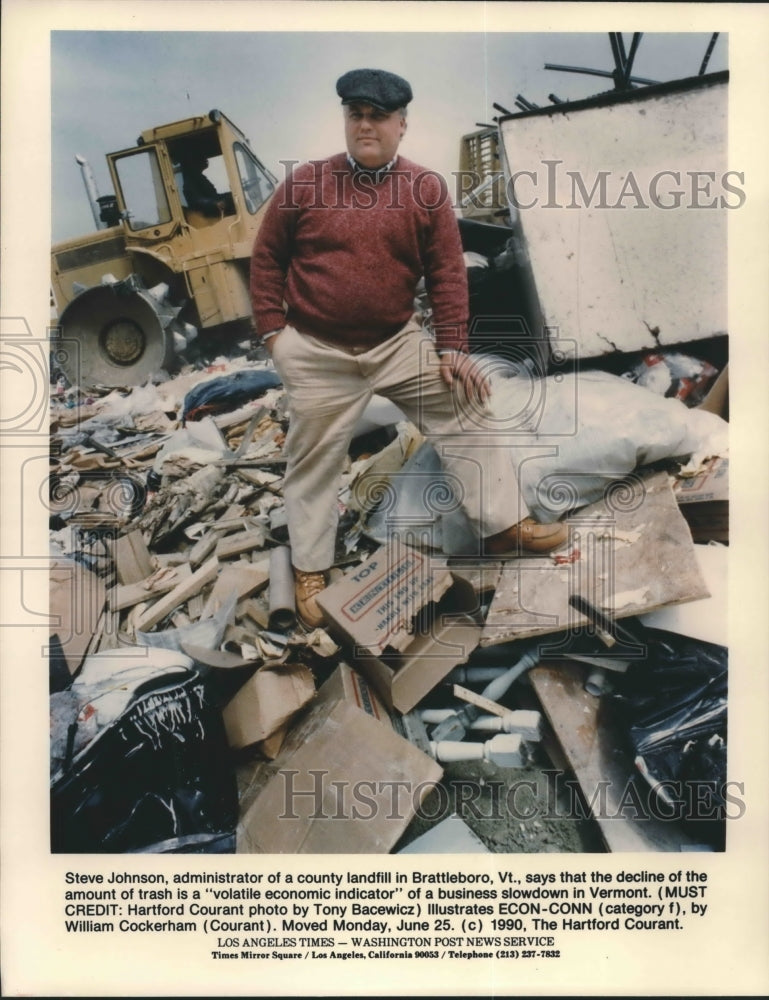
left=294, top=568, right=328, bottom=629
left=483, top=517, right=568, bottom=556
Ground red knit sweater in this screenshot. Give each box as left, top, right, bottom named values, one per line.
left=250, top=153, right=469, bottom=353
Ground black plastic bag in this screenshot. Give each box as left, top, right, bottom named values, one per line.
left=611, top=628, right=728, bottom=846
left=51, top=667, right=238, bottom=853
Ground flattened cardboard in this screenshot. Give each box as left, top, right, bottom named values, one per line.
left=236, top=663, right=442, bottom=854
left=317, top=543, right=482, bottom=713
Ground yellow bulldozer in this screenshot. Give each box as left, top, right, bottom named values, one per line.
left=51, top=110, right=277, bottom=387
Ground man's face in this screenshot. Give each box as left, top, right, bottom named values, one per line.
left=344, top=103, right=406, bottom=168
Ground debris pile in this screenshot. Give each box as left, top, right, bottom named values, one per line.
left=47, top=338, right=730, bottom=856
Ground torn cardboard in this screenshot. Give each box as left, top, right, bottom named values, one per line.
left=317, top=543, right=482, bottom=713
left=236, top=662, right=442, bottom=853
left=223, top=661, right=316, bottom=750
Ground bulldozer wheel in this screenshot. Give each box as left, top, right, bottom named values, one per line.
left=57, top=284, right=175, bottom=388
left=100, top=318, right=146, bottom=366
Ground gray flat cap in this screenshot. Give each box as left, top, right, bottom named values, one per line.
left=336, top=68, right=413, bottom=111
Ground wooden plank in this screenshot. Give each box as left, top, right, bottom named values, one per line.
left=181, top=643, right=256, bottom=670
left=231, top=407, right=268, bottom=459
left=188, top=532, right=217, bottom=568
left=481, top=470, right=709, bottom=646
left=134, top=556, right=219, bottom=632
left=242, top=599, right=269, bottom=629
left=108, top=565, right=191, bottom=611
left=199, top=561, right=270, bottom=620
left=215, top=529, right=268, bottom=560
left=110, top=529, right=154, bottom=585
left=96, top=608, right=121, bottom=651
left=452, top=684, right=508, bottom=718
left=529, top=660, right=695, bottom=852
left=186, top=593, right=205, bottom=620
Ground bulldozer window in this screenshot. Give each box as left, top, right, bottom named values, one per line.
left=114, top=149, right=172, bottom=231
left=234, top=142, right=275, bottom=214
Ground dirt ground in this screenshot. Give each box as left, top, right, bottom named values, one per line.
left=395, top=751, right=605, bottom=855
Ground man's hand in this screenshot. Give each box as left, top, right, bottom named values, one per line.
left=439, top=350, right=491, bottom=406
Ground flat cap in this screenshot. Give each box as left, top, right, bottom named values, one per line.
left=336, top=68, right=413, bottom=112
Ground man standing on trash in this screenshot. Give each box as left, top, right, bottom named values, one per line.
left=250, top=68, right=566, bottom=628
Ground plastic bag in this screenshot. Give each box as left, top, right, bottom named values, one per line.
left=611, top=627, right=728, bottom=846
left=182, top=369, right=281, bottom=423
left=624, top=351, right=719, bottom=406
left=51, top=665, right=238, bottom=853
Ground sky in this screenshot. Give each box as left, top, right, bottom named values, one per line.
left=51, top=29, right=727, bottom=241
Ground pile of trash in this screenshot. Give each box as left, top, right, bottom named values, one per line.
left=48, top=343, right=729, bottom=855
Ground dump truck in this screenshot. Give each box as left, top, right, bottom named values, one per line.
left=51, top=110, right=277, bottom=387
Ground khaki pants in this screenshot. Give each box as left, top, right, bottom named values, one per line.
left=271, top=317, right=529, bottom=571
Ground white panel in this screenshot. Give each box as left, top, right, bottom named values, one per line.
left=500, top=78, right=729, bottom=359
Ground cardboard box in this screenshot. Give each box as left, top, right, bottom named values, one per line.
left=673, top=450, right=728, bottom=544
left=236, top=663, right=443, bottom=853
left=316, top=542, right=482, bottom=713
left=674, top=456, right=728, bottom=504
left=222, top=661, right=316, bottom=750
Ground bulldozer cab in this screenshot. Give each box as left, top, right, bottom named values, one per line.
left=106, top=110, right=275, bottom=241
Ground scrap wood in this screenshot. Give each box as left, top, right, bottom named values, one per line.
left=529, top=660, right=694, bottom=851
left=109, top=529, right=153, bottom=585
left=108, top=564, right=192, bottom=611
left=217, top=455, right=287, bottom=468
left=118, top=440, right=166, bottom=464
left=181, top=643, right=257, bottom=670
left=186, top=593, right=205, bottom=620
left=480, top=470, right=709, bottom=646
left=95, top=607, right=121, bottom=652
left=241, top=598, right=269, bottom=629
left=215, top=529, right=269, bottom=560
left=229, top=407, right=268, bottom=460
left=199, top=561, right=270, bottom=620
left=234, top=468, right=283, bottom=489
left=133, top=555, right=219, bottom=632
left=188, top=532, right=217, bottom=568
left=224, top=623, right=262, bottom=646
left=452, top=683, right=510, bottom=718
left=217, top=505, right=247, bottom=524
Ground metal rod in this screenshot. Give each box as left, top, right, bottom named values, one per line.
left=616, top=32, right=628, bottom=70
left=623, top=32, right=644, bottom=89
left=609, top=32, right=627, bottom=86
left=699, top=32, right=720, bottom=75
left=544, top=63, right=659, bottom=87
left=515, top=94, right=539, bottom=111
left=492, top=102, right=515, bottom=116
